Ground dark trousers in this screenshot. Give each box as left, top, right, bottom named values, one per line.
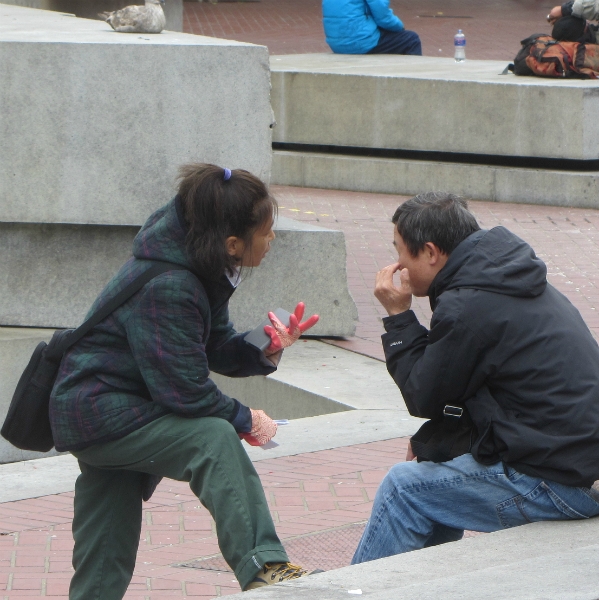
left=69, top=415, right=288, bottom=599
left=368, top=28, right=422, bottom=56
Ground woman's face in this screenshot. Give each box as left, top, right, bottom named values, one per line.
left=242, top=218, right=276, bottom=267
left=226, top=217, right=276, bottom=268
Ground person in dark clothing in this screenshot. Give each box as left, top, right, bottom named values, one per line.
left=352, top=192, right=599, bottom=563
left=50, top=164, right=320, bottom=598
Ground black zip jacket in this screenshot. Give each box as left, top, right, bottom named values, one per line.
left=382, top=226, right=599, bottom=488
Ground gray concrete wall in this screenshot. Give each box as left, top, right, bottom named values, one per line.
left=0, top=217, right=357, bottom=336
left=270, top=54, right=599, bottom=161
left=0, top=5, right=274, bottom=226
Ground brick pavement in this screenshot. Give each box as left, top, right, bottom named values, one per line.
left=1, top=186, right=595, bottom=598
left=184, top=0, right=558, bottom=60
left=272, top=185, right=599, bottom=361
left=0, top=438, right=413, bottom=599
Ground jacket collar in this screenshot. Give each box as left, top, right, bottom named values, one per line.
left=428, top=229, right=487, bottom=310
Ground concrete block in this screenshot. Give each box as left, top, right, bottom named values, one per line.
left=0, top=4, right=273, bottom=226
left=0, top=328, right=59, bottom=463
left=228, top=217, right=358, bottom=336
left=272, top=150, right=599, bottom=209
left=0, top=218, right=358, bottom=336
left=0, top=0, right=183, bottom=31
left=270, top=54, right=599, bottom=161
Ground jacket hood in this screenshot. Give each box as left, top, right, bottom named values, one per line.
left=428, top=226, right=547, bottom=308
left=132, top=196, right=192, bottom=269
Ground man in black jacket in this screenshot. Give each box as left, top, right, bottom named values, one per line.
left=352, top=192, right=599, bottom=564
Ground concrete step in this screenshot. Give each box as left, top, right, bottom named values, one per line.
left=235, top=518, right=599, bottom=600
left=273, top=149, right=599, bottom=210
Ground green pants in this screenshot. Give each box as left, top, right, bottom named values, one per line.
left=69, top=415, right=288, bottom=599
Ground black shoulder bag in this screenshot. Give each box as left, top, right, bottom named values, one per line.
left=1, top=262, right=187, bottom=453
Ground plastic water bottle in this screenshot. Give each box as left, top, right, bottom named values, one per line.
left=454, top=29, right=466, bottom=62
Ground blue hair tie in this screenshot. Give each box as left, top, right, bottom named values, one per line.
left=223, top=168, right=232, bottom=181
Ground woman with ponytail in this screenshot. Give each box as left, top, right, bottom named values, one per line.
left=50, top=164, right=320, bottom=598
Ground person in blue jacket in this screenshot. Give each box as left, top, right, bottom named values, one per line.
left=322, top=0, right=421, bottom=55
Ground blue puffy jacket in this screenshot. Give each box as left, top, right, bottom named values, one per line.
left=322, top=0, right=404, bottom=54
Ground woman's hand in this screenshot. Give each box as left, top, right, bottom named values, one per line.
left=264, top=302, right=319, bottom=356
left=239, top=409, right=277, bottom=446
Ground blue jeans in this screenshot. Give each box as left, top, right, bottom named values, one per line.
left=352, top=453, right=599, bottom=563
left=367, top=28, right=422, bottom=56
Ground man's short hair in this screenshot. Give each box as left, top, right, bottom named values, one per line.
left=392, top=192, right=481, bottom=257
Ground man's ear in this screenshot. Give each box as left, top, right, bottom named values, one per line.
left=225, top=235, right=244, bottom=259
left=424, top=242, right=447, bottom=266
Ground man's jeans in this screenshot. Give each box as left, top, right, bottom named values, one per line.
left=352, top=453, right=599, bottom=564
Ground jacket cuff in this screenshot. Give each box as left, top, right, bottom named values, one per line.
left=229, top=400, right=252, bottom=433
left=382, top=310, right=419, bottom=332
left=562, top=1, right=574, bottom=16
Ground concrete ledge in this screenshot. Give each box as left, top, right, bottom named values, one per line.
left=273, top=150, right=599, bottom=209
left=0, top=5, right=273, bottom=226
left=0, top=217, right=357, bottom=335
left=270, top=54, right=599, bottom=161
left=236, top=518, right=599, bottom=599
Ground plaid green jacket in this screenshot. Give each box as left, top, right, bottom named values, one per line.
left=49, top=198, right=274, bottom=452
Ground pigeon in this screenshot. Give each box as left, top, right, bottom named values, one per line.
left=99, top=0, right=166, bottom=34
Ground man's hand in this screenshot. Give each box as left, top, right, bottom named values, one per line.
left=406, top=441, right=417, bottom=461
left=547, top=5, right=562, bottom=23
left=374, top=264, right=413, bottom=316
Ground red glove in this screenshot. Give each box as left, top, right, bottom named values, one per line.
left=239, top=409, right=277, bottom=446
left=264, top=302, right=319, bottom=356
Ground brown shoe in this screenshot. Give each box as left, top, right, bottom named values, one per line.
left=244, top=562, right=323, bottom=590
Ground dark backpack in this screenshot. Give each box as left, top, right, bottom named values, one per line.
left=1, top=262, right=189, bottom=452
left=512, top=34, right=599, bottom=78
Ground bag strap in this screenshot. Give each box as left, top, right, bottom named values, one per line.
left=50, top=261, right=189, bottom=358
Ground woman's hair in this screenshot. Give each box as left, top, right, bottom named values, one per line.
left=177, top=163, right=277, bottom=279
